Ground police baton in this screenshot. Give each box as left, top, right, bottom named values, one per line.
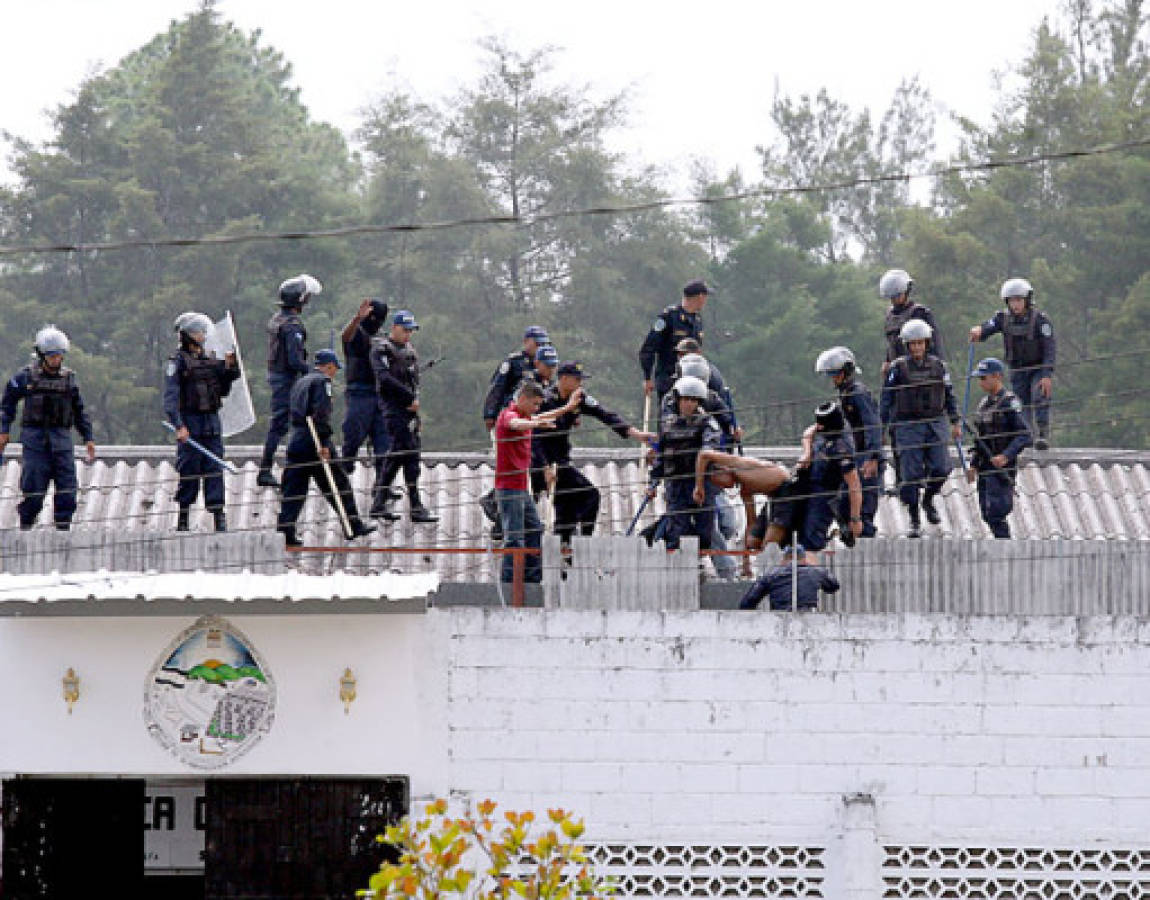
left=954, top=343, right=977, bottom=475
left=626, top=477, right=659, bottom=537
left=306, top=416, right=355, bottom=540
left=161, top=422, right=239, bottom=474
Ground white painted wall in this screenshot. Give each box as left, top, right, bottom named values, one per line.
left=0, top=613, right=448, bottom=794
left=439, top=609, right=1150, bottom=846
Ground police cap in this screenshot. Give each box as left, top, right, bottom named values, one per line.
left=973, top=357, right=1005, bottom=377
left=314, top=349, right=342, bottom=369
left=683, top=279, right=711, bottom=297
left=393, top=310, right=420, bottom=330
left=535, top=345, right=560, bottom=368
left=524, top=325, right=549, bottom=342
left=557, top=361, right=587, bottom=378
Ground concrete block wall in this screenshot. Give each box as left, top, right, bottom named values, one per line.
left=439, top=608, right=1150, bottom=848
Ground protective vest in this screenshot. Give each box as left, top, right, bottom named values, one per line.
left=884, top=303, right=927, bottom=361
left=22, top=366, right=75, bottom=429
left=379, top=338, right=420, bottom=393
left=177, top=351, right=225, bottom=414
left=894, top=356, right=946, bottom=419
left=266, top=311, right=306, bottom=372
left=1002, top=309, right=1042, bottom=368
left=838, top=379, right=873, bottom=456
left=659, top=414, right=707, bottom=478
left=975, top=392, right=1019, bottom=458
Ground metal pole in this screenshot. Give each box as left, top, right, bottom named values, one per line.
left=791, top=533, right=798, bottom=612
left=955, top=343, right=976, bottom=474
left=306, top=415, right=355, bottom=540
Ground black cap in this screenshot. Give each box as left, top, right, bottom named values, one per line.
left=683, top=279, right=711, bottom=297
left=557, top=361, right=588, bottom=378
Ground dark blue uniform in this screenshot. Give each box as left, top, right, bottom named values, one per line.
left=163, top=348, right=239, bottom=512
left=970, top=388, right=1032, bottom=538
left=484, top=350, right=534, bottom=425
left=261, top=308, right=308, bottom=469
left=880, top=353, right=959, bottom=509
left=975, top=308, right=1056, bottom=439
left=738, top=561, right=840, bottom=611
left=340, top=317, right=390, bottom=481
left=370, top=335, right=423, bottom=503
left=801, top=431, right=857, bottom=552
left=884, top=301, right=945, bottom=365
left=533, top=387, right=634, bottom=543
left=653, top=408, right=721, bottom=551
left=276, top=371, right=367, bottom=542
left=640, top=305, right=704, bottom=398
left=835, top=377, right=883, bottom=537
left=1, top=363, right=94, bottom=528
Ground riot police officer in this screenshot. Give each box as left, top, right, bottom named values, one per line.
left=815, top=346, right=882, bottom=538
left=737, top=545, right=841, bottom=611
left=276, top=350, right=377, bottom=547
left=880, top=319, right=961, bottom=538
left=370, top=310, right=439, bottom=523
left=640, top=280, right=708, bottom=401
left=969, top=277, right=1056, bottom=450
left=258, top=274, right=321, bottom=487
left=799, top=402, right=863, bottom=551
left=879, top=268, right=944, bottom=376
left=484, top=325, right=550, bottom=430
left=340, top=298, right=393, bottom=515
left=966, top=357, right=1032, bottom=538
left=657, top=375, right=721, bottom=552
left=163, top=312, right=240, bottom=532
left=0, top=326, right=96, bottom=530
left=534, top=361, right=653, bottom=545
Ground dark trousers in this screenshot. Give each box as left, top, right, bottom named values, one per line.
left=891, top=419, right=951, bottom=507
left=800, top=489, right=837, bottom=552
left=1011, top=369, right=1050, bottom=436
left=837, top=459, right=882, bottom=537
left=662, top=477, right=714, bottom=551
left=977, top=469, right=1015, bottom=538
left=18, top=427, right=78, bottom=527
left=341, top=389, right=390, bottom=477
left=261, top=372, right=299, bottom=462
left=175, top=432, right=226, bottom=510
left=553, top=464, right=600, bottom=542
left=277, top=430, right=362, bottom=534
left=378, top=412, right=421, bottom=490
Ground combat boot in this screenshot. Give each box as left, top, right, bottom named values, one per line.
left=212, top=509, right=227, bottom=533
left=922, top=491, right=941, bottom=525
left=279, top=525, right=302, bottom=548
left=176, top=507, right=190, bottom=532
left=350, top=518, right=378, bottom=539
left=1034, top=428, right=1050, bottom=452
left=409, top=487, right=439, bottom=524
left=907, top=505, right=922, bottom=539
left=256, top=466, right=279, bottom=488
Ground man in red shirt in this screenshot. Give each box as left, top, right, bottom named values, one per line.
left=495, top=379, right=582, bottom=583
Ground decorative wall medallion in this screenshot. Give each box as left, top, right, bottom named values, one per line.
left=144, top=615, right=276, bottom=769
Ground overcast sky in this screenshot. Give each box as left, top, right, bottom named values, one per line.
left=4, top=0, right=1063, bottom=190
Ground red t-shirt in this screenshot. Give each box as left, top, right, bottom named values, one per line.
left=495, top=403, right=534, bottom=490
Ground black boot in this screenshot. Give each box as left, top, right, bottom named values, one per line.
left=257, top=466, right=279, bottom=488
left=409, top=487, right=439, bottom=524
left=55, top=523, right=71, bottom=532
left=177, top=507, right=190, bottom=532
left=922, top=491, right=941, bottom=525
left=907, top=504, right=922, bottom=539
left=279, top=525, right=302, bottom=548
left=350, top=518, right=378, bottom=539
left=212, top=509, right=227, bottom=533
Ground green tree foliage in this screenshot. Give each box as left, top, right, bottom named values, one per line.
left=363, top=798, right=612, bottom=900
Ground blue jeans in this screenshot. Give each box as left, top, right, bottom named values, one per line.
left=497, top=488, right=543, bottom=583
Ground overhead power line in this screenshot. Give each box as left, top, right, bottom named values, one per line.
left=0, top=137, right=1147, bottom=256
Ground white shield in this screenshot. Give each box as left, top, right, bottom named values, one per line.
left=204, top=311, right=257, bottom=437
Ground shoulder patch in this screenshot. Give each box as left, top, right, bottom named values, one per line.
left=652, top=317, right=666, bottom=332
left=166, top=361, right=177, bottom=377
left=1041, top=322, right=1053, bottom=337
left=499, top=360, right=510, bottom=375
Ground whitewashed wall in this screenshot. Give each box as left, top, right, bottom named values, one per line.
left=0, top=613, right=447, bottom=791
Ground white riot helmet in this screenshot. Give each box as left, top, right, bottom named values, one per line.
left=278, top=273, right=323, bottom=307
left=879, top=268, right=913, bottom=301
left=1000, top=277, right=1034, bottom=306
left=815, top=346, right=858, bottom=377
left=673, top=375, right=709, bottom=400
left=678, top=353, right=711, bottom=383
left=174, top=312, right=213, bottom=342
left=34, top=325, right=70, bottom=355
left=899, top=319, right=933, bottom=343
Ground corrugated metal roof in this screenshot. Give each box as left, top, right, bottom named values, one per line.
left=0, top=445, right=1146, bottom=582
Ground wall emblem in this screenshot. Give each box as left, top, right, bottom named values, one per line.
left=144, top=616, right=276, bottom=769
